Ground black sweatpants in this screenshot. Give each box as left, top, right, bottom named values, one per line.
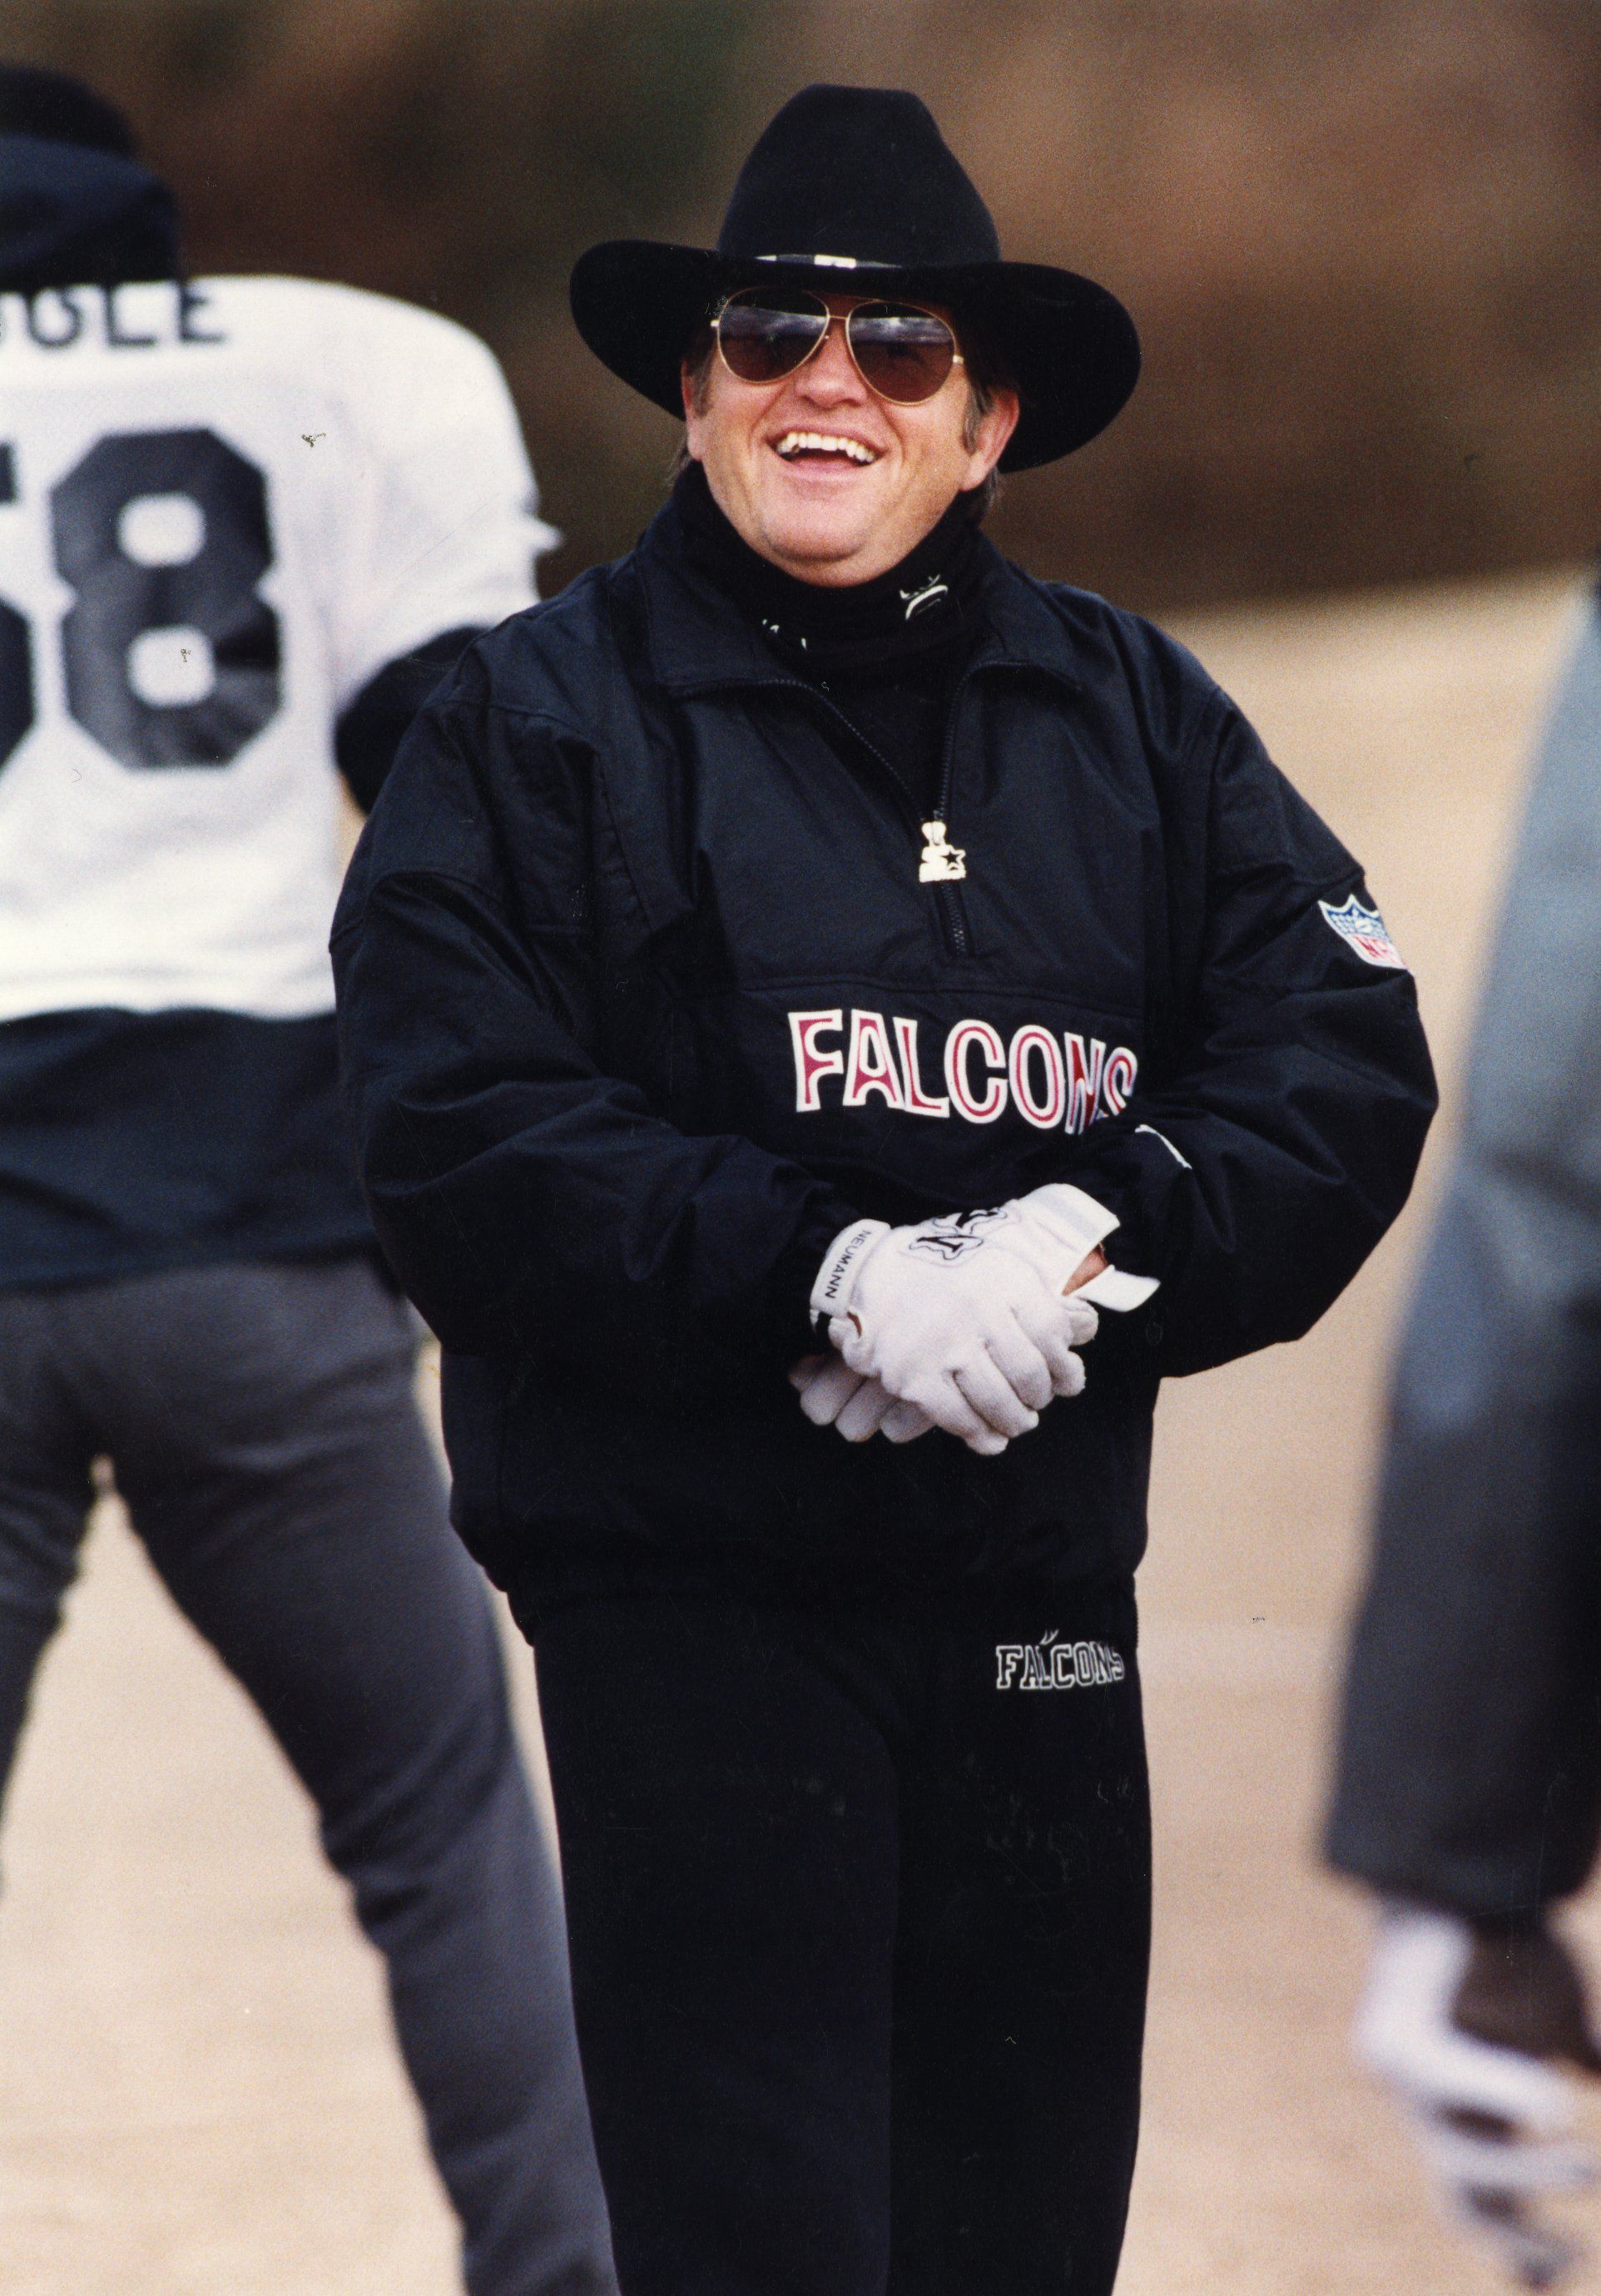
left=532, top=1578, right=1149, bottom=2296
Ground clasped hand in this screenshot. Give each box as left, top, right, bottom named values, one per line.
left=792, top=1187, right=1115, bottom=1456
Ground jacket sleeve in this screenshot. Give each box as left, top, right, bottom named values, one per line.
left=333, top=624, right=484, bottom=811
left=330, top=652, right=856, bottom=1389
left=1326, top=606, right=1601, bottom=1917
left=1063, top=684, right=1436, bottom=1375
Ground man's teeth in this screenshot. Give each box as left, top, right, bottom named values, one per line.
left=776, top=431, right=878, bottom=464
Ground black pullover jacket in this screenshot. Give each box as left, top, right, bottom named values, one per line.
left=331, top=490, right=1436, bottom=1615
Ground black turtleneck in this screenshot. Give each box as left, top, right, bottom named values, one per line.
left=673, top=464, right=989, bottom=816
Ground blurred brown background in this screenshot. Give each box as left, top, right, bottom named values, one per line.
left=3, top=0, right=1599, bottom=608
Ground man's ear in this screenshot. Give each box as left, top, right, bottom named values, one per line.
left=681, top=364, right=706, bottom=462
left=965, top=385, right=1020, bottom=488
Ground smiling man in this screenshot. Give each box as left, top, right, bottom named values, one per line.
left=682, top=286, right=1001, bottom=581
left=332, top=84, right=1435, bottom=2296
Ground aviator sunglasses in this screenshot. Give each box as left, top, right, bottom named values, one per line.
left=713, top=288, right=966, bottom=406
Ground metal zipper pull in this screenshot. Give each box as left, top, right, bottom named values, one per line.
left=918, top=819, right=966, bottom=883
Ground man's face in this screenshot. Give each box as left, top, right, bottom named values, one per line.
left=682, top=292, right=1019, bottom=587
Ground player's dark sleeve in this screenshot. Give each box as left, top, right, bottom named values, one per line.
left=1062, top=695, right=1437, bottom=1374
left=330, top=653, right=855, bottom=1390
left=334, top=626, right=484, bottom=811
left=1327, top=607, right=1601, bottom=1917
left=1326, top=1190, right=1601, bottom=1917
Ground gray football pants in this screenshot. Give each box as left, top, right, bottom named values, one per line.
left=0, top=1256, right=615, bottom=2296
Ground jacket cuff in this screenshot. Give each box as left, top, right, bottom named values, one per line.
left=1064, top=1121, right=1193, bottom=1278
left=761, top=1193, right=866, bottom=1358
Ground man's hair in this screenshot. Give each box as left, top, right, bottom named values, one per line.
left=672, top=311, right=1009, bottom=521
left=0, top=65, right=138, bottom=157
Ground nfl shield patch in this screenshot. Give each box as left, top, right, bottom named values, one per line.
left=1318, top=895, right=1406, bottom=970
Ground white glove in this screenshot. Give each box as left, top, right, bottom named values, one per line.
left=788, top=1355, right=935, bottom=1443
left=1356, top=1905, right=1599, bottom=2288
left=809, top=1210, right=1101, bottom=1455
left=993, top=1182, right=1161, bottom=1313
left=796, top=1185, right=1160, bottom=1450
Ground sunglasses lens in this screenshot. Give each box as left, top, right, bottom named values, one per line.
left=846, top=304, right=957, bottom=402
left=717, top=291, right=830, bottom=384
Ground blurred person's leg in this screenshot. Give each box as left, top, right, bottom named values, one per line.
left=886, top=1584, right=1150, bottom=2296
left=78, top=1258, right=614, bottom=2296
left=0, top=1290, right=95, bottom=1840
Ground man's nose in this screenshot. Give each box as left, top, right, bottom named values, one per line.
left=796, top=318, right=865, bottom=403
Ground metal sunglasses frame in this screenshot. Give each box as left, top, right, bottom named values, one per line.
left=711, top=287, right=967, bottom=405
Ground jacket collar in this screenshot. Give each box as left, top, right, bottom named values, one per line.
left=632, top=488, right=1083, bottom=699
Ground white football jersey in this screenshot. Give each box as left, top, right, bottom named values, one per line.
left=0, top=274, right=551, bottom=1024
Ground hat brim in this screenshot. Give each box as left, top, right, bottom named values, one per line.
left=569, top=241, right=1139, bottom=472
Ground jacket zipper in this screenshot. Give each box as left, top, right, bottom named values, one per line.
left=744, top=672, right=976, bottom=960
left=929, top=672, right=975, bottom=957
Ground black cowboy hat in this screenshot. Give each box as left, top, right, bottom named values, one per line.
left=569, top=83, right=1139, bottom=474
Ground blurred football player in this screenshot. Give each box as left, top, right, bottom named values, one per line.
left=0, top=64, right=614, bottom=2296
left=1329, top=591, right=1601, bottom=2289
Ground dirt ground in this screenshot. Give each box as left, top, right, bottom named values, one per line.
left=0, top=564, right=1594, bottom=2294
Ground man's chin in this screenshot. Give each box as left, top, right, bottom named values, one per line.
left=757, top=508, right=885, bottom=585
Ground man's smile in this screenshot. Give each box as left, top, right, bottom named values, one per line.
left=773, top=429, right=881, bottom=466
